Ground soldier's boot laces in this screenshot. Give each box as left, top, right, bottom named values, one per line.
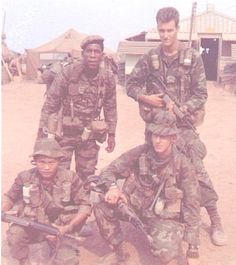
left=207, top=206, right=227, bottom=246
left=94, top=244, right=129, bottom=265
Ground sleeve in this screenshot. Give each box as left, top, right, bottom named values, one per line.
left=4, top=172, right=25, bottom=204
left=71, top=173, right=92, bottom=216
left=184, top=50, right=208, bottom=113
left=126, top=54, right=150, bottom=101
left=103, top=73, right=118, bottom=135
left=99, top=145, right=146, bottom=190
left=38, top=69, right=69, bottom=129
left=179, top=156, right=201, bottom=246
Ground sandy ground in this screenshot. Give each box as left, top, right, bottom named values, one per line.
left=1, top=80, right=236, bottom=265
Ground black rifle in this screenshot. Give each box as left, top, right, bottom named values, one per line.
left=150, top=78, right=198, bottom=136
left=87, top=176, right=153, bottom=243
left=2, top=211, right=79, bottom=241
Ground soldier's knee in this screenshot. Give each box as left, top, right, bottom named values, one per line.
left=7, top=225, right=27, bottom=245
left=151, top=248, right=179, bottom=264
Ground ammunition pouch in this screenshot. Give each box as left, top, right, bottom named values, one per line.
left=91, top=119, right=108, bottom=143
left=62, top=116, right=84, bottom=136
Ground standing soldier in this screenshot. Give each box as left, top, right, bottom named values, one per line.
left=2, top=138, right=91, bottom=265
left=94, top=110, right=201, bottom=265
left=37, top=35, right=117, bottom=180
left=126, top=6, right=226, bottom=246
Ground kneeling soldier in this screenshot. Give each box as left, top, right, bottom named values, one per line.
left=94, top=110, right=201, bottom=265
left=2, top=138, right=91, bottom=265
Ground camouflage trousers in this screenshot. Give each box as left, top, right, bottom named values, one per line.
left=59, top=137, right=100, bottom=180
left=177, top=129, right=218, bottom=208
left=6, top=224, right=80, bottom=265
left=94, top=202, right=186, bottom=265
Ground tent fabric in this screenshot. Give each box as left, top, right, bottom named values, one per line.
left=26, top=28, right=88, bottom=79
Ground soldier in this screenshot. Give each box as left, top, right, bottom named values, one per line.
left=37, top=35, right=117, bottom=180
left=93, top=111, right=201, bottom=265
left=2, top=138, right=91, bottom=265
left=126, top=6, right=226, bottom=246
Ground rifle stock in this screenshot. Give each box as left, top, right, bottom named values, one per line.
left=1, top=211, right=79, bottom=241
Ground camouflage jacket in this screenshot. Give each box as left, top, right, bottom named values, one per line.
left=39, top=61, right=117, bottom=135
left=126, top=42, right=207, bottom=114
left=99, top=144, right=200, bottom=245
left=3, top=167, right=91, bottom=224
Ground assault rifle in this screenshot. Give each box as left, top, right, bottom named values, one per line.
left=1, top=211, right=79, bottom=241
left=87, top=176, right=153, bottom=243
left=149, top=77, right=198, bottom=136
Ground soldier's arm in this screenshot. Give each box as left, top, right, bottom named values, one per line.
left=61, top=173, right=92, bottom=234
left=183, top=50, right=208, bottom=113
left=103, top=73, right=117, bottom=135
left=2, top=172, right=25, bottom=211
left=100, top=144, right=146, bottom=189
left=179, top=156, right=201, bottom=247
left=126, top=54, right=150, bottom=101
left=38, top=70, right=68, bottom=129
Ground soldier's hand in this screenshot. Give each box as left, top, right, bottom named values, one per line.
left=37, top=127, right=48, bottom=139
left=106, top=135, right=116, bottom=153
left=187, top=257, right=200, bottom=265
left=105, top=187, right=127, bottom=205
left=138, top=94, right=165, bottom=108
left=58, top=224, right=72, bottom=235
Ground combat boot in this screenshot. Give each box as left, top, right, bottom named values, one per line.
left=206, top=206, right=227, bottom=246
left=94, top=243, right=129, bottom=265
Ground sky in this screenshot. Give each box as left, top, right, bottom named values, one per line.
left=1, top=0, right=236, bottom=53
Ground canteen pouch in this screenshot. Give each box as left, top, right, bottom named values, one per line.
left=91, top=119, right=108, bottom=143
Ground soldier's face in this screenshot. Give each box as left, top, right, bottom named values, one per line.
left=82, top=43, right=104, bottom=70
left=34, top=155, right=60, bottom=179
left=157, top=20, right=179, bottom=49
left=151, top=134, right=174, bottom=157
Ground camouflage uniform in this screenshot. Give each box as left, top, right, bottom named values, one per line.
left=3, top=139, right=91, bottom=265
left=38, top=59, right=117, bottom=180
left=94, top=113, right=200, bottom=264
left=126, top=43, right=221, bottom=225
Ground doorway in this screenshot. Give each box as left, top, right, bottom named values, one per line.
left=200, top=38, right=219, bottom=81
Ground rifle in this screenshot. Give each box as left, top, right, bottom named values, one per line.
left=87, top=175, right=153, bottom=243
left=2, top=211, right=79, bottom=241
left=151, top=78, right=198, bottom=136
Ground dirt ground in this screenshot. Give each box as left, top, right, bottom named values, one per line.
left=1, top=80, right=236, bottom=265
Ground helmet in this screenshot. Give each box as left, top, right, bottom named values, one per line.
left=30, top=138, right=65, bottom=158
left=146, top=110, right=179, bottom=136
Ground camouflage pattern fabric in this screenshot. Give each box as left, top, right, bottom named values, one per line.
left=94, top=144, right=200, bottom=263
left=38, top=60, right=117, bottom=179
left=4, top=167, right=91, bottom=264
left=126, top=43, right=207, bottom=112
left=126, top=43, right=218, bottom=209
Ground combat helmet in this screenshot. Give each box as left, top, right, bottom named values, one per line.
left=30, top=138, right=65, bottom=158
left=146, top=110, right=179, bottom=136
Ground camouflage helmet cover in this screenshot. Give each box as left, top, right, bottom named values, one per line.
left=147, top=110, right=179, bottom=136
left=30, top=138, right=65, bottom=158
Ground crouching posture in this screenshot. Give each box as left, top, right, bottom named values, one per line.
left=2, top=138, right=91, bottom=265
left=94, top=111, right=201, bottom=265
